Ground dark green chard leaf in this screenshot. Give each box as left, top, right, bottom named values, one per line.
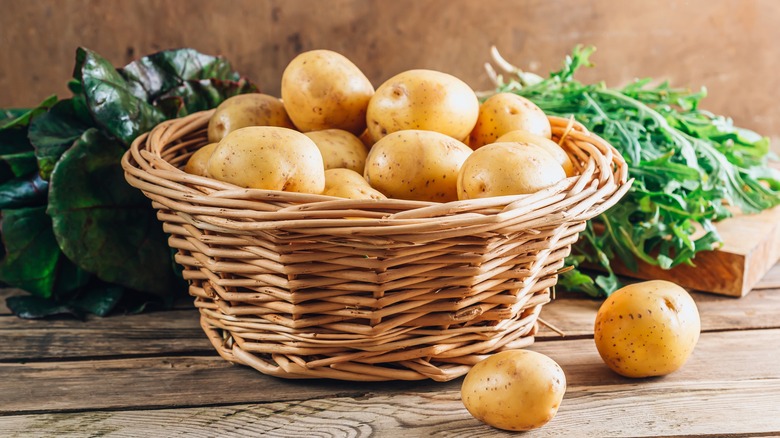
left=6, top=295, right=82, bottom=319
left=0, top=173, right=49, bottom=209
left=156, top=77, right=259, bottom=118
left=0, top=96, right=59, bottom=181
left=75, top=47, right=166, bottom=146
left=28, top=98, right=93, bottom=179
left=0, top=128, right=38, bottom=179
left=0, top=205, right=91, bottom=300
left=1, top=109, right=32, bottom=126
left=7, top=282, right=124, bottom=319
left=47, top=128, right=176, bottom=296
left=119, top=48, right=241, bottom=101
left=0, top=95, right=57, bottom=130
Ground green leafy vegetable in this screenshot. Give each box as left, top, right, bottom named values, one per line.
left=75, top=48, right=167, bottom=146
left=494, top=46, right=780, bottom=296
left=119, top=48, right=242, bottom=100
left=7, top=282, right=124, bottom=319
left=0, top=95, right=57, bottom=130
left=28, top=98, right=93, bottom=179
left=0, top=173, right=49, bottom=209
left=0, top=46, right=257, bottom=318
left=47, top=128, right=176, bottom=296
left=0, top=206, right=64, bottom=298
left=0, top=129, right=39, bottom=179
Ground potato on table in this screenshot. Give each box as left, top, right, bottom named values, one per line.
left=594, top=280, right=701, bottom=378
left=461, top=350, right=567, bottom=431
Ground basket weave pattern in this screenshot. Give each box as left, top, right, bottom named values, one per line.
left=122, top=110, right=629, bottom=381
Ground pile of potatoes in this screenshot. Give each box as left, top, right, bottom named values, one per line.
left=184, top=49, right=576, bottom=202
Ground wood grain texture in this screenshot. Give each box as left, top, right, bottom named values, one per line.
left=0, top=309, right=207, bottom=361
left=1, top=328, right=777, bottom=417
left=2, top=329, right=779, bottom=437
left=0, top=0, right=778, bottom=151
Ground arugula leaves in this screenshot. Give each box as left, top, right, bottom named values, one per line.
left=0, top=47, right=257, bottom=318
left=497, top=46, right=780, bottom=297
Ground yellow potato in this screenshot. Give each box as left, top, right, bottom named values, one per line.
left=469, top=93, right=551, bottom=148
left=281, top=49, right=374, bottom=135
left=461, top=350, right=566, bottom=431
left=207, top=126, right=325, bottom=193
left=304, top=129, right=369, bottom=173
left=457, top=142, right=566, bottom=200
left=594, top=280, right=701, bottom=378
left=364, top=130, right=472, bottom=202
left=207, top=93, right=295, bottom=143
left=183, top=142, right=217, bottom=177
left=366, top=69, right=479, bottom=143
left=496, top=130, right=576, bottom=177
left=322, top=168, right=386, bottom=200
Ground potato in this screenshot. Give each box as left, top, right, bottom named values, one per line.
left=281, top=49, right=374, bottom=135
left=496, top=130, right=576, bottom=177
left=468, top=93, right=551, bottom=148
left=364, top=130, right=472, bottom=202
left=207, top=126, right=325, bottom=193
left=207, top=93, right=295, bottom=143
left=457, top=142, right=566, bottom=200
left=323, top=168, right=386, bottom=200
left=366, top=69, right=479, bottom=143
left=183, top=142, right=217, bottom=177
left=461, top=350, right=566, bottom=431
left=304, top=129, right=369, bottom=173
left=594, top=280, right=701, bottom=378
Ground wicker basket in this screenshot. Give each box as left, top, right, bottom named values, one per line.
left=122, top=110, right=630, bottom=381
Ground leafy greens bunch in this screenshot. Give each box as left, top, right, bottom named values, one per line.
left=492, top=46, right=780, bottom=297
left=0, top=47, right=257, bottom=317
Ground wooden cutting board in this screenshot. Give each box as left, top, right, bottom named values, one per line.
left=610, top=205, right=780, bottom=297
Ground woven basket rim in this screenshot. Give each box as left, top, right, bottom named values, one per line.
left=122, top=109, right=632, bottom=235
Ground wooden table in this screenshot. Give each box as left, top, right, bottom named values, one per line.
left=1, top=264, right=779, bottom=437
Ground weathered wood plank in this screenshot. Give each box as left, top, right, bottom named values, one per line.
left=0, top=309, right=208, bottom=361
left=0, top=328, right=777, bottom=417
left=2, top=332, right=779, bottom=437
left=756, top=260, right=780, bottom=289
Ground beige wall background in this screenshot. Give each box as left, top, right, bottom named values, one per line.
left=1, top=0, right=778, bottom=149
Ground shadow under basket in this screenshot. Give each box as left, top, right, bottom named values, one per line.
left=122, top=110, right=630, bottom=381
